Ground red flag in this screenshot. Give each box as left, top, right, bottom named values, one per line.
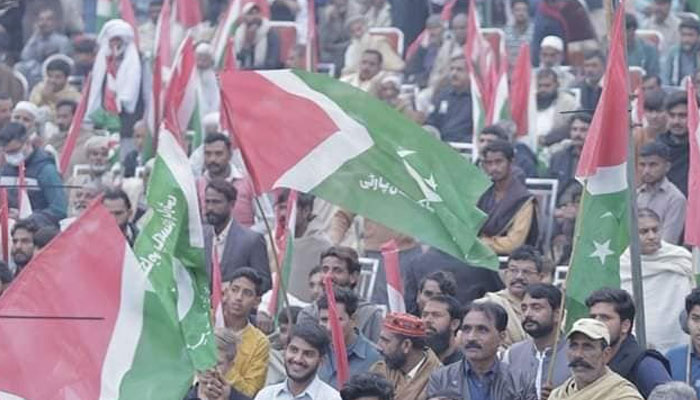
left=163, top=35, right=197, bottom=144
left=267, top=190, right=298, bottom=317
left=0, top=188, right=7, bottom=262
left=323, top=274, right=349, bottom=388
left=148, top=0, right=172, bottom=152
left=175, top=0, right=202, bottom=27
left=510, top=43, right=532, bottom=137
left=464, top=0, right=499, bottom=124
left=686, top=81, right=700, bottom=246
left=222, top=37, right=237, bottom=72
left=381, top=240, right=405, bottom=313
left=59, top=74, right=91, bottom=175
left=119, top=0, right=140, bottom=47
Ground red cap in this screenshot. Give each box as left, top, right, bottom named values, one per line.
left=383, top=312, right=427, bottom=337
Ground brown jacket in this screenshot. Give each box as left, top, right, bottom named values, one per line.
left=371, top=350, right=442, bottom=400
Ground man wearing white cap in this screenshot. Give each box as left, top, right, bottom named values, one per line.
left=11, top=101, right=40, bottom=138
left=549, top=318, right=643, bottom=400
left=83, top=135, right=118, bottom=187
left=195, top=42, right=220, bottom=120
left=538, top=36, right=575, bottom=88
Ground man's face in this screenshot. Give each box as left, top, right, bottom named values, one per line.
left=103, top=198, right=131, bottom=230
left=459, top=311, right=503, bottom=363
left=638, top=154, right=669, bottom=185
left=417, top=279, right=442, bottom=314
left=319, top=303, right=354, bottom=342
left=588, top=302, right=625, bottom=347
left=680, top=28, right=699, bottom=52
left=667, top=103, right=689, bottom=137
left=422, top=300, right=456, bottom=355
left=196, top=52, right=214, bottom=70
left=448, top=59, right=469, bottom=89
left=204, top=187, right=232, bottom=227
left=452, top=16, right=467, bottom=45
left=377, top=328, right=408, bottom=370
left=512, top=3, right=529, bottom=25
left=583, top=57, right=604, bottom=84
left=653, top=0, right=671, bottom=22
left=223, top=277, right=260, bottom=319
left=350, top=20, right=366, bottom=39
left=504, top=259, right=541, bottom=299
left=55, top=104, right=73, bottom=132
left=12, top=228, right=34, bottom=268
left=521, top=295, right=556, bottom=338
left=308, top=272, right=324, bottom=301
left=37, top=10, right=56, bottom=36
left=0, top=99, right=13, bottom=126
left=47, top=70, right=67, bottom=92
left=570, top=119, right=590, bottom=151
left=243, top=8, right=263, bottom=27
left=539, top=46, right=562, bottom=68
left=11, top=110, right=35, bottom=134
left=321, top=256, right=356, bottom=288
left=638, top=216, right=662, bottom=255
left=687, top=305, right=700, bottom=351
left=378, top=81, right=399, bottom=102
left=284, top=336, right=323, bottom=383
left=359, top=53, right=381, bottom=81
left=481, top=151, right=510, bottom=183
left=567, top=333, right=610, bottom=387
left=204, top=140, right=231, bottom=176
left=87, top=145, right=109, bottom=173
left=645, top=108, right=667, bottom=131
left=537, top=75, right=558, bottom=99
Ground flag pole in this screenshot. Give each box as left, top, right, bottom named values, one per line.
left=613, top=0, right=647, bottom=348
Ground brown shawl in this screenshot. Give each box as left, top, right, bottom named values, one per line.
left=370, top=350, right=442, bottom=400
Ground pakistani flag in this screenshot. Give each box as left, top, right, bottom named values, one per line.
left=220, top=69, right=498, bottom=269
left=565, top=4, right=630, bottom=329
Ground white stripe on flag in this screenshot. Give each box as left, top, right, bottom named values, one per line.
left=582, top=162, right=628, bottom=195
left=174, top=259, right=195, bottom=321
left=257, top=70, right=374, bottom=192
left=98, top=244, right=148, bottom=400
left=387, top=286, right=406, bottom=313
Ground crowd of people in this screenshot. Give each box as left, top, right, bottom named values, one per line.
left=0, top=0, right=697, bottom=399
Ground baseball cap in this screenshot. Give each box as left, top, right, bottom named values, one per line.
left=567, top=318, right=610, bottom=345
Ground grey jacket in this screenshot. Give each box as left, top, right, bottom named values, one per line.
left=426, top=359, right=537, bottom=400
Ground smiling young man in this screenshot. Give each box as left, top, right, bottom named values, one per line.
left=255, top=323, right=341, bottom=400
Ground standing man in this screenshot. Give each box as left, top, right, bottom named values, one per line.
left=427, top=302, right=537, bottom=400
left=548, top=318, right=643, bottom=400
left=371, top=313, right=442, bottom=400
left=254, top=323, right=341, bottom=400
left=203, top=179, right=270, bottom=290
left=425, top=54, right=473, bottom=143
left=575, top=50, right=605, bottom=112
left=586, top=288, right=672, bottom=397
left=642, top=0, right=681, bottom=57
left=421, top=295, right=464, bottom=365
left=504, top=0, right=534, bottom=67
left=655, top=91, right=689, bottom=196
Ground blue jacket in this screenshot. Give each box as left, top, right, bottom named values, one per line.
left=318, top=333, right=381, bottom=389
left=666, top=345, right=700, bottom=398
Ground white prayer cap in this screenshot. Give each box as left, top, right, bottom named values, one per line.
left=84, top=135, right=111, bottom=152
left=540, top=35, right=564, bottom=52
left=12, top=101, right=39, bottom=119
left=381, top=74, right=402, bottom=88
left=98, top=19, right=135, bottom=44
left=203, top=112, right=221, bottom=129
left=195, top=42, right=214, bottom=56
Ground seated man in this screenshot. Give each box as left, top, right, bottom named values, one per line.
left=297, top=246, right=384, bottom=343
left=45, top=99, right=91, bottom=177
left=663, top=18, right=700, bottom=86
left=549, top=318, right=643, bottom=400
left=477, top=124, right=538, bottom=179
left=340, top=49, right=385, bottom=94
left=636, top=142, right=686, bottom=244
left=405, top=15, right=444, bottom=89
left=235, top=4, right=282, bottom=70
left=666, top=289, right=700, bottom=398
left=536, top=36, right=575, bottom=88
left=29, top=56, right=80, bottom=115
left=223, top=268, right=270, bottom=398
left=548, top=113, right=592, bottom=197
left=342, top=15, right=404, bottom=76
left=626, top=14, right=660, bottom=77
left=477, top=141, right=537, bottom=255
left=371, top=313, right=442, bottom=400
left=421, top=295, right=464, bottom=365
left=633, top=89, right=667, bottom=162
left=425, top=53, right=473, bottom=143
left=318, top=287, right=381, bottom=388
left=265, top=306, right=301, bottom=386
left=534, top=68, right=579, bottom=142
left=83, top=135, right=119, bottom=187
left=620, top=209, right=693, bottom=353
left=575, top=50, right=605, bottom=111
left=656, top=91, right=690, bottom=196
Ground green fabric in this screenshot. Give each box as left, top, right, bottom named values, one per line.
left=89, top=108, right=121, bottom=132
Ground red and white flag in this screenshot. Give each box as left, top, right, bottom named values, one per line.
left=685, top=81, right=700, bottom=248
left=163, top=34, right=200, bottom=146
left=59, top=74, right=91, bottom=175
left=323, top=274, right=349, bottom=388
left=0, top=188, right=8, bottom=262
left=268, top=190, right=298, bottom=317
left=382, top=240, right=405, bottom=313
left=510, top=43, right=536, bottom=149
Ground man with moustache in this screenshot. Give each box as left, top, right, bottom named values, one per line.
left=504, top=284, right=570, bottom=400
left=203, top=179, right=270, bottom=289
left=548, top=113, right=592, bottom=197
left=655, top=91, right=690, bottom=196
left=549, top=318, right=643, bottom=400
left=254, top=323, right=341, bottom=400
left=11, top=219, right=38, bottom=276
left=421, top=295, right=464, bottom=365
left=426, top=302, right=536, bottom=400
left=534, top=68, right=579, bottom=143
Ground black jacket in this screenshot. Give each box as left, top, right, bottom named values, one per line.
left=656, top=132, right=689, bottom=196
left=427, top=359, right=537, bottom=400
left=609, top=335, right=672, bottom=398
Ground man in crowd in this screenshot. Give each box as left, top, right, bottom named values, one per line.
left=537, top=36, right=575, bottom=88
left=425, top=53, right=473, bottom=143
left=655, top=91, right=689, bottom=196
left=666, top=289, right=700, bottom=398
left=586, top=288, right=672, bottom=397
left=548, top=318, right=643, bottom=400
left=534, top=68, right=579, bottom=142
left=636, top=142, right=686, bottom=244
left=17, top=7, right=72, bottom=87
left=371, top=312, right=442, bottom=400
left=297, top=246, right=383, bottom=343
left=254, top=323, right=341, bottom=400
left=427, top=302, right=536, bottom=399
left=477, top=124, right=538, bottom=179
left=195, top=42, right=220, bottom=119
left=548, top=113, right=592, bottom=197
left=626, top=14, right=660, bottom=77
left=45, top=99, right=90, bottom=176
left=504, top=0, right=534, bottom=67
left=481, top=245, right=545, bottom=346
left=223, top=268, right=270, bottom=398
left=421, top=295, right=463, bottom=365
left=11, top=219, right=38, bottom=275
left=663, top=19, right=700, bottom=86
left=319, top=0, right=352, bottom=74
left=576, top=50, right=605, bottom=111
left=72, top=36, right=97, bottom=79
left=203, top=179, right=270, bottom=289
left=340, top=49, right=385, bottom=94
left=505, top=284, right=570, bottom=399
left=138, top=0, right=162, bottom=55
left=266, top=306, right=302, bottom=386
left=11, top=101, right=39, bottom=138
left=634, top=90, right=667, bottom=160
left=340, top=373, right=394, bottom=400
left=477, top=141, right=537, bottom=255
left=84, top=136, right=117, bottom=186
left=101, top=188, right=138, bottom=247
left=342, top=16, right=404, bottom=76
left=235, top=3, right=282, bottom=70
left=428, top=13, right=467, bottom=91
left=318, top=287, right=381, bottom=388
left=412, top=270, right=457, bottom=316
left=0, top=122, right=67, bottom=226
left=620, top=209, right=693, bottom=353
left=405, top=15, right=444, bottom=89
left=29, top=56, right=80, bottom=115
left=307, top=266, right=324, bottom=303
left=642, top=0, right=681, bottom=56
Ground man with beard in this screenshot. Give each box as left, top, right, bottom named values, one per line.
left=255, top=323, right=341, bottom=400
left=203, top=178, right=270, bottom=290
left=234, top=3, right=282, bottom=70
left=421, top=295, right=463, bottom=365
left=504, top=284, right=569, bottom=400
left=371, top=313, right=442, bottom=400
left=101, top=188, right=139, bottom=247
left=586, top=288, right=672, bottom=398
left=426, top=54, right=473, bottom=143
left=83, top=136, right=117, bottom=186
left=427, top=302, right=536, bottom=399
left=479, top=246, right=544, bottom=347
left=11, top=219, right=38, bottom=275
left=575, top=50, right=605, bottom=111
left=318, top=287, right=381, bottom=388
left=655, top=91, right=690, bottom=196
left=663, top=19, right=700, bottom=86
left=633, top=90, right=667, bottom=163
left=548, top=113, right=592, bottom=197
left=534, top=68, right=579, bottom=143
left=45, top=99, right=91, bottom=176
left=549, top=318, right=642, bottom=400
left=536, top=36, right=575, bottom=88
left=340, top=49, right=386, bottom=94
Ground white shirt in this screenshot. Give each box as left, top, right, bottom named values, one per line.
left=254, top=375, right=341, bottom=400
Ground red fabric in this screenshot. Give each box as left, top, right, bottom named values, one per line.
left=163, top=35, right=196, bottom=145
left=575, top=4, right=628, bottom=177
left=686, top=82, right=700, bottom=246
left=381, top=239, right=402, bottom=294
left=103, top=55, right=119, bottom=115
left=510, top=44, right=531, bottom=137
left=211, top=245, right=224, bottom=326
left=383, top=312, right=427, bottom=337
left=17, top=162, right=26, bottom=216
left=463, top=0, right=499, bottom=123
left=59, top=74, right=91, bottom=175
left=175, top=0, right=202, bottom=27
left=222, top=37, right=237, bottom=72
left=323, top=274, right=349, bottom=388
left=0, top=188, right=7, bottom=262
left=119, top=0, right=140, bottom=48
